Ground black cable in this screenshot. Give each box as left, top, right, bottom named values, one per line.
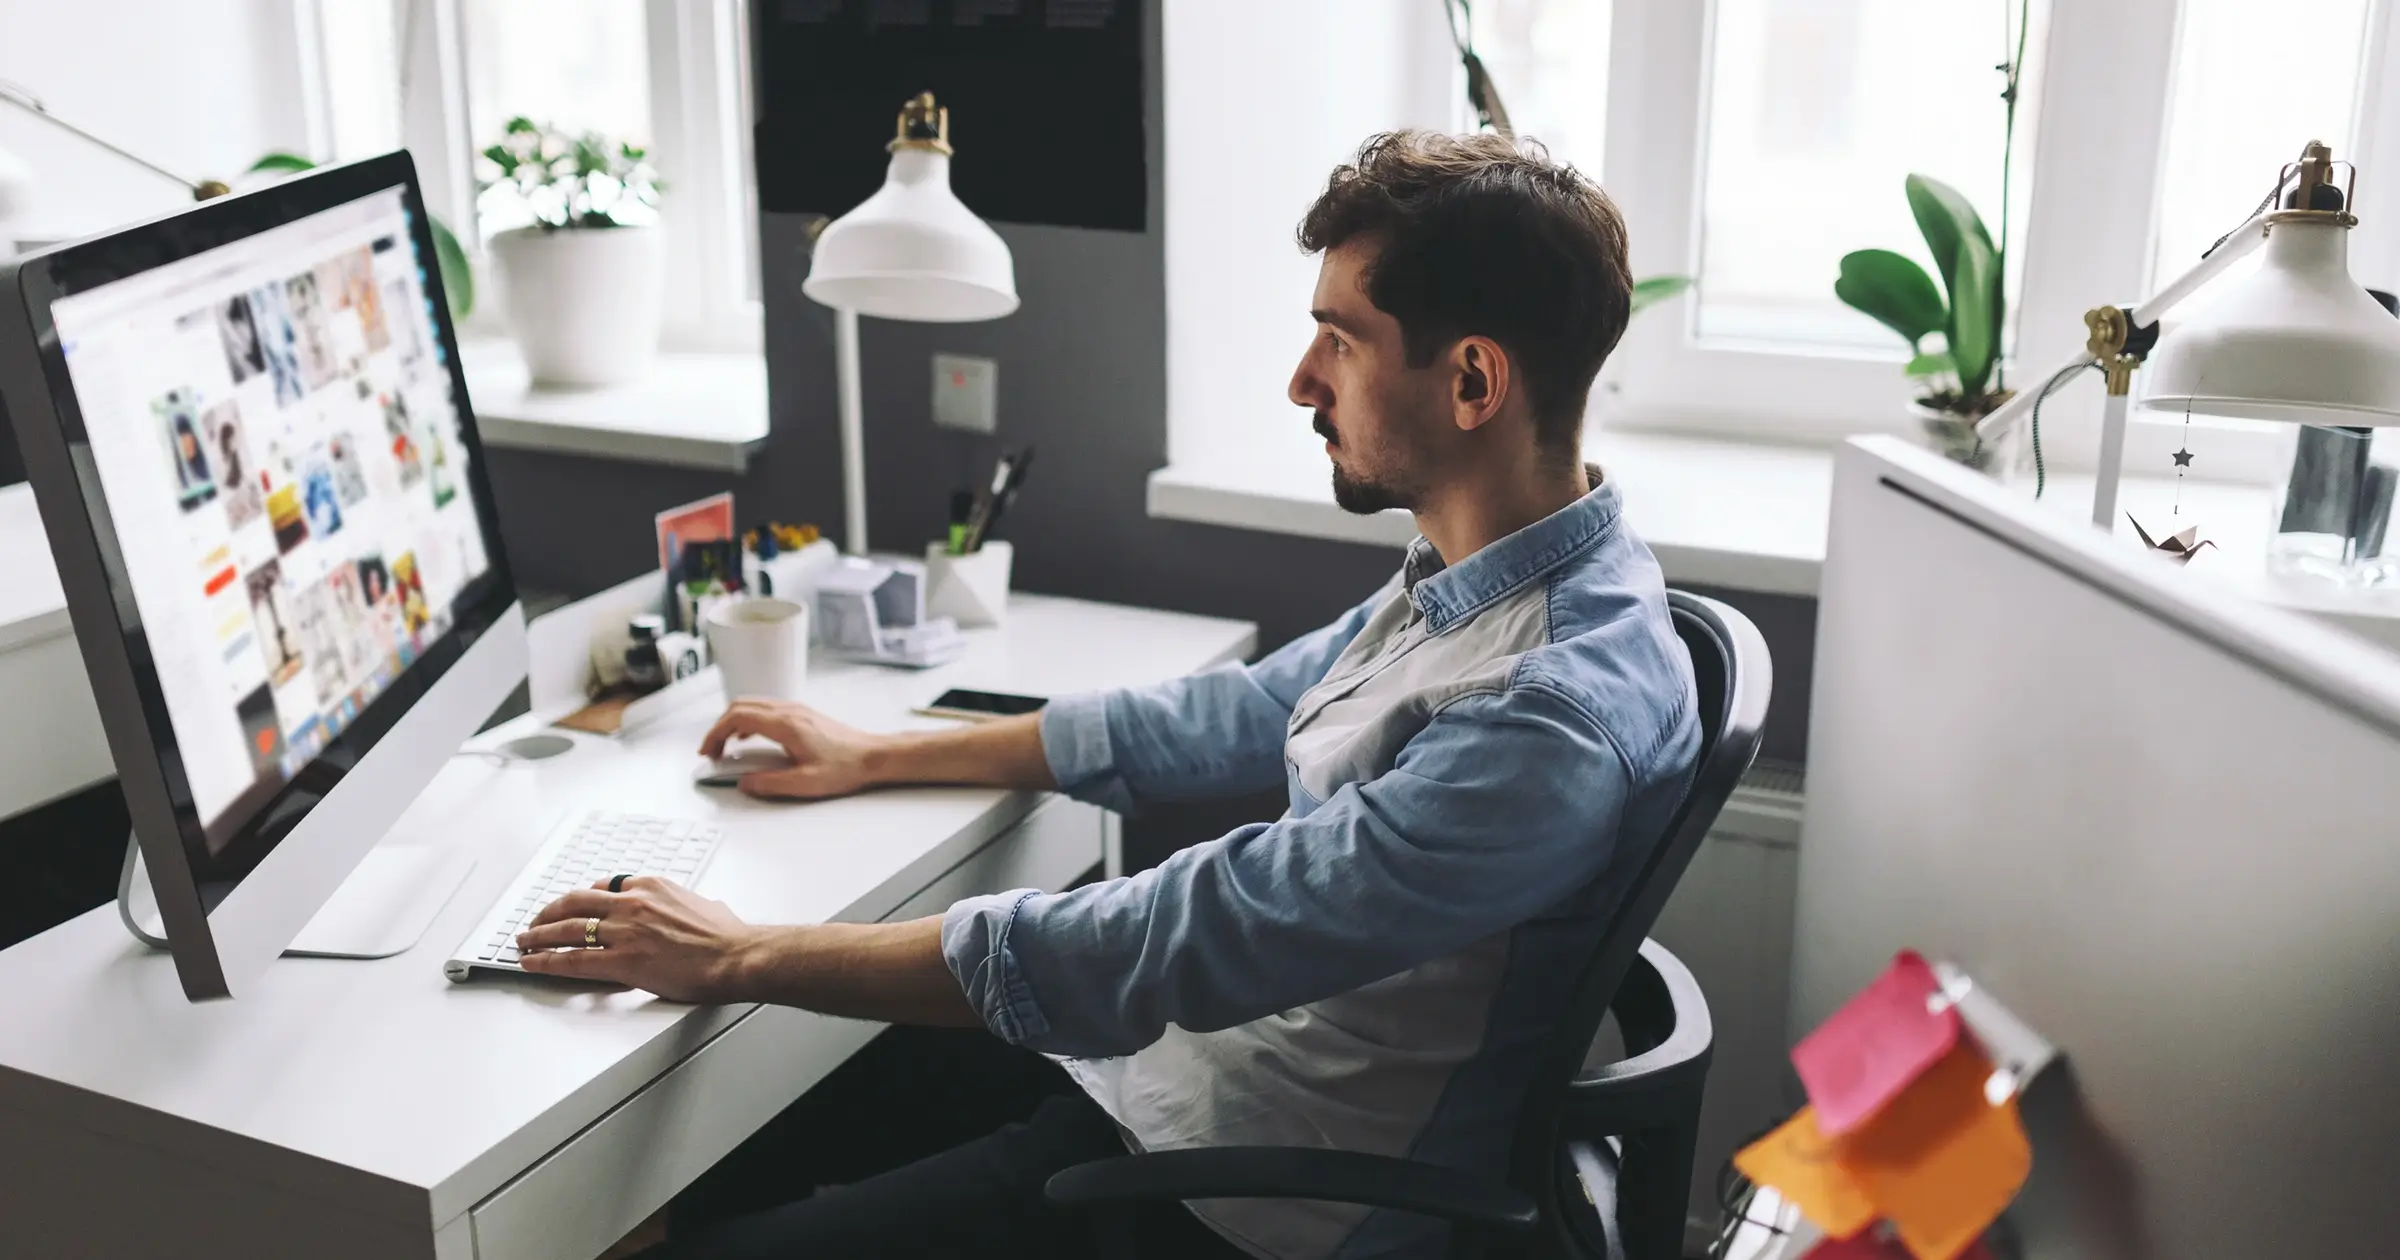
left=1444, top=0, right=1514, bottom=137
left=2203, top=181, right=2283, bottom=259
left=1706, top=1116, right=1797, bottom=1259
left=2201, top=141, right=2320, bottom=259
left=2026, top=359, right=2099, bottom=500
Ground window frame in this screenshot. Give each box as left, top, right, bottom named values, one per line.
left=304, top=0, right=762, bottom=355
left=1597, top=0, right=2400, bottom=483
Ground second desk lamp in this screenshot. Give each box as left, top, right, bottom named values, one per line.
left=803, top=92, right=1018, bottom=557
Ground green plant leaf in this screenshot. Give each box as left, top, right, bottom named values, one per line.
left=430, top=216, right=475, bottom=321
left=1834, top=249, right=1946, bottom=348
left=1629, top=275, right=1693, bottom=315
left=1947, top=231, right=1999, bottom=398
left=1905, top=174, right=1995, bottom=298
left=1904, top=350, right=1957, bottom=378
left=247, top=152, right=318, bottom=175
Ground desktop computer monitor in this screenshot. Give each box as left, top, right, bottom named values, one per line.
left=0, top=153, right=526, bottom=1000
left=1797, top=436, right=2400, bottom=1257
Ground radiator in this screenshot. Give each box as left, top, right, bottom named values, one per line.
left=1650, top=759, right=1805, bottom=1252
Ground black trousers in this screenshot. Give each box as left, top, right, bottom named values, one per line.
left=645, top=1025, right=1253, bottom=1260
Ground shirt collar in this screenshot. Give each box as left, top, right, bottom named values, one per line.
left=1404, top=465, right=1620, bottom=635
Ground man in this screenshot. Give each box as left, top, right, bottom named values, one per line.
left=519, top=130, right=1700, bottom=1260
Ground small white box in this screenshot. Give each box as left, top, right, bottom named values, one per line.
left=925, top=540, right=1012, bottom=628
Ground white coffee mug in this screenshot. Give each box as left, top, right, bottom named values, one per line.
left=706, top=597, right=810, bottom=701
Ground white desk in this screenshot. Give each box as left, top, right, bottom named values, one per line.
left=0, top=592, right=1254, bottom=1260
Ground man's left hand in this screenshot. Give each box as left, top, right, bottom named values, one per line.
left=518, top=877, right=764, bottom=1003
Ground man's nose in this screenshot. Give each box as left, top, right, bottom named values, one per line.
left=1289, top=359, right=1325, bottom=410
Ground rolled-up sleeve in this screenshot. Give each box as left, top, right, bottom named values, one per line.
left=943, top=681, right=1640, bottom=1057
left=1037, top=579, right=1393, bottom=816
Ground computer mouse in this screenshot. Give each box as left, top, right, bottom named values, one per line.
left=694, top=748, right=797, bottom=787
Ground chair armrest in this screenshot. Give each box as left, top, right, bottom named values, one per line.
left=1565, top=940, right=1714, bottom=1132
left=1044, top=1147, right=1538, bottom=1234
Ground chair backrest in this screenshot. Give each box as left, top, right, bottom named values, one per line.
left=1506, top=591, right=1772, bottom=1253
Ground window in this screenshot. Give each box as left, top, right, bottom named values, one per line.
left=2150, top=0, right=2377, bottom=283
left=1693, top=0, right=2045, bottom=351
left=1464, top=0, right=1613, bottom=175
left=312, top=0, right=405, bottom=161
left=1581, top=0, right=2400, bottom=470
left=300, top=0, right=760, bottom=353
left=461, top=0, right=658, bottom=235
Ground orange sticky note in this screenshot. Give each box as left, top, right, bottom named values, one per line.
left=1733, top=1106, right=1877, bottom=1240
left=1839, top=1042, right=2031, bottom=1260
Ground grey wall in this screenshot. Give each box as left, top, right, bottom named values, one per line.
left=478, top=0, right=1817, bottom=764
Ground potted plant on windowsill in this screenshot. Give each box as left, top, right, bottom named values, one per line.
left=1836, top=176, right=2015, bottom=469
left=479, top=118, right=664, bottom=389
left=1834, top=0, right=2029, bottom=470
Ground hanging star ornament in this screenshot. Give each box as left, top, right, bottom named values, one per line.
left=2128, top=514, right=2216, bottom=565
left=2172, top=448, right=2194, bottom=468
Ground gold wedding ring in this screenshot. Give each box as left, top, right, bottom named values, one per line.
left=583, top=916, right=602, bottom=948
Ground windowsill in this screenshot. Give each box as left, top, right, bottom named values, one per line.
left=1148, top=428, right=2400, bottom=644
left=1149, top=430, right=1836, bottom=597
left=460, top=339, right=769, bottom=473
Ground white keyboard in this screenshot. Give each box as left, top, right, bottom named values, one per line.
left=444, top=810, right=726, bottom=981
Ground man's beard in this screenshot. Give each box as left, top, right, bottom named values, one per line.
left=1331, top=463, right=1412, bottom=514
left=1318, top=409, right=1417, bottom=514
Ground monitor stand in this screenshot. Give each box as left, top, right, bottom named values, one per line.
left=117, top=835, right=477, bottom=960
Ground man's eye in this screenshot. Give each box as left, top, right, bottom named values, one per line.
left=1323, top=330, right=1345, bottom=352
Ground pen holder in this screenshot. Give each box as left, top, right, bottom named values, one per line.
left=925, top=540, right=1011, bottom=629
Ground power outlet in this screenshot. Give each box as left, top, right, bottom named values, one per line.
left=932, top=353, right=998, bottom=435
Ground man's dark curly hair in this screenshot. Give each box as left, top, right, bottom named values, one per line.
left=1298, top=130, right=1633, bottom=456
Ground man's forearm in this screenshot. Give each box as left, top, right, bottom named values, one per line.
left=727, top=917, right=983, bottom=1028
left=862, top=712, right=1056, bottom=792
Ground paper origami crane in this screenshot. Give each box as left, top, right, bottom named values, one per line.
left=2127, top=515, right=2215, bottom=565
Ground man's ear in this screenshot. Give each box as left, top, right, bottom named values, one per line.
left=1452, top=337, right=1512, bottom=432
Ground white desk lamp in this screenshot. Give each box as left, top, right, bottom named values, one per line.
left=1977, top=141, right=2400, bottom=529
left=802, top=92, right=1018, bottom=555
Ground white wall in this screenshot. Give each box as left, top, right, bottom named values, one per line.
left=1163, top=0, right=1456, bottom=473
left=0, top=0, right=315, bottom=243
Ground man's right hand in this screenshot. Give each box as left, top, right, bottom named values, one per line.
left=700, top=699, right=888, bottom=800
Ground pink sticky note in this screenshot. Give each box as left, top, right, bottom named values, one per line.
left=1804, top=1231, right=1994, bottom=1260
left=1792, top=950, right=1960, bottom=1137
left=1803, top=1232, right=1910, bottom=1259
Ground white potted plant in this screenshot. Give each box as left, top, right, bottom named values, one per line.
left=479, top=118, right=664, bottom=388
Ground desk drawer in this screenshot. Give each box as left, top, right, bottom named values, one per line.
left=466, top=797, right=1104, bottom=1260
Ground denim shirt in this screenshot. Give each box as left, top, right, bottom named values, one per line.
left=942, top=474, right=1700, bottom=1259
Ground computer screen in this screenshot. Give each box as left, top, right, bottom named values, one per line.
left=47, top=185, right=491, bottom=855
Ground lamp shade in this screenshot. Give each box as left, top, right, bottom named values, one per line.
left=2142, top=217, right=2400, bottom=424
left=803, top=148, right=1018, bottom=323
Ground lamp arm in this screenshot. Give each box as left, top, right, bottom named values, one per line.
left=1974, top=349, right=2093, bottom=439
left=0, top=80, right=217, bottom=197
left=2131, top=214, right=2269, bottom=327
left=1977, top=216, right=2274, bottom=443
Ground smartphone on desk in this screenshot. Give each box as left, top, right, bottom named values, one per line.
left=913, top=688, right=1048, bottom=723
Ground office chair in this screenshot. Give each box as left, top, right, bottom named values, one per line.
left=1047, top=591, right=1772, bottom=1260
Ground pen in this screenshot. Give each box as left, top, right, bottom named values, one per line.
left=961, top=450, right=1016, bottom=553
left=974, top=446, right=1035, bottom=550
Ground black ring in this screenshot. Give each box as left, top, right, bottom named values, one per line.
left=609, top=873, right=631, bottom=893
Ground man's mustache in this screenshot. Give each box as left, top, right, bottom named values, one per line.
left=1313, top=412, right=1338, bottom=445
